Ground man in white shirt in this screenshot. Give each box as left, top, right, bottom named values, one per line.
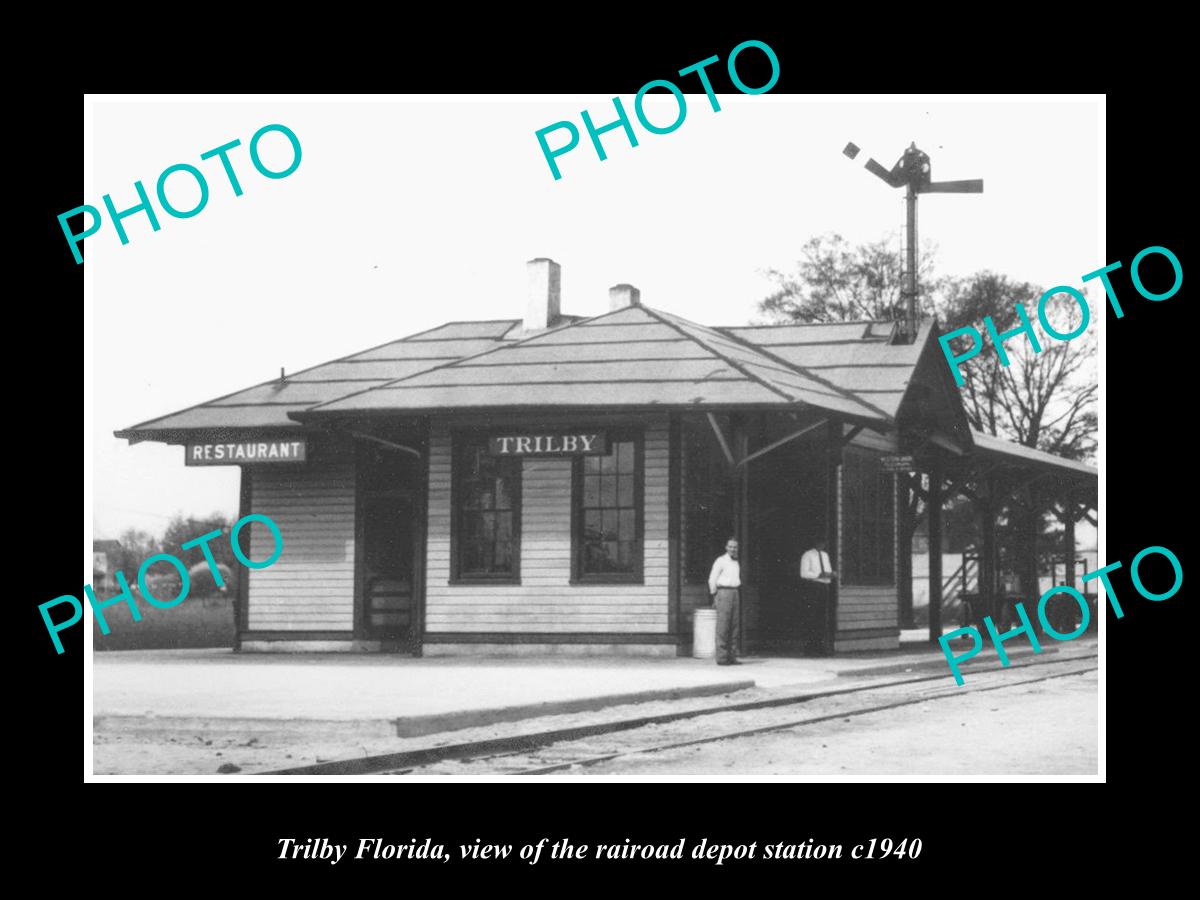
left=799, top=539, right=835, bottom=655
left=707, top=537, right=742, bottom=665
left=800, top=540, right=835, bottom=584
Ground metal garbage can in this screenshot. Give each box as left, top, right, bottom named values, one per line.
left=692, top=607, right=716, bottom=659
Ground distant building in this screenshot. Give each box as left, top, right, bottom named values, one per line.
left=93, top=539, right=122, bottom=589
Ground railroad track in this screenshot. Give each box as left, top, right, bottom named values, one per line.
left=269, top=652, right=1097, bottom=776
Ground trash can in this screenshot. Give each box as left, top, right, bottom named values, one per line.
left=693, top=607, right=717, bottom=659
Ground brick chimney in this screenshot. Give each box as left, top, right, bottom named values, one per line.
left=525, top=258, right=562, bottom=331
left=609, top=283, right=641, bottom=311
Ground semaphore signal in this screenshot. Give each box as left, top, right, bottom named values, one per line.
left=843, top=141, right=983, bottom=343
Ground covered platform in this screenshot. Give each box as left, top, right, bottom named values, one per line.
left=904, top=427, right=1099, bottom=641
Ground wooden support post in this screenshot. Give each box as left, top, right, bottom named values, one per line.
left=825, top=419, right=842, bottom=655
left=1022, top=488, right=1039, bottom=605
left=898, top=473, right=916, bottom=631
left=725, top=416, right=750, bottom=656
left=668, top=413, right=682, bottom=643
left=927, top=461, right=943, bottom=643
left=235, top=466, right=251, bottom=651
left=414, top=423, right=429, bottom=657
left=981, top=475, right=997, bottom=624
left=1063, top=490, right=1077, bottom=590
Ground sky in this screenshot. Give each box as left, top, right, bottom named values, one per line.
left=86, top=95, right=1102, bottom=540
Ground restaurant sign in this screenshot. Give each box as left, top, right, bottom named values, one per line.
left=186, top=439, right=307, bottom=465
left=488, top=432, right=607, bottom=456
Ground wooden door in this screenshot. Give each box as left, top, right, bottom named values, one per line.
left=361, top=495, right=416, bottom=647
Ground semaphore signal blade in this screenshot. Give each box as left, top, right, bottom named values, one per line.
left=922, top=179, right=985, bottom=194
left=844, top=141, right=903, bottom=188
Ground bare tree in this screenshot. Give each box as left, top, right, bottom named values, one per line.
left=937, top=272, right=1097, bottom=462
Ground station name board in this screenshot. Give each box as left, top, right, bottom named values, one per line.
left=488, top=432, right=607, bottom=456
left=186, top=440, right=307, bottom=465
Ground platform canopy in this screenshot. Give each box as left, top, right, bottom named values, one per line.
left=967, top=429, right=1096, bottom=481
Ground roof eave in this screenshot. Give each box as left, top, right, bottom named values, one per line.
left=113, top=423, right=307, bottom=446
left=968, top=430, right=1097, bottom=481
left=289, top=403, right=891, bottom=429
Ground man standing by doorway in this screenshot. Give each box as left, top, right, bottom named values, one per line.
left=708, top=537, right=742, bottom=666
left=800, top=538, right=835, bottom=655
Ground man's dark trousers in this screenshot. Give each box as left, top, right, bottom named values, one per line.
left=714, top=587, right=740, bottom=664
left=801, top=580, right=834, bottom=656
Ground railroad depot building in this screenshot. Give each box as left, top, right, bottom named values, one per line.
left=116, top=258, right=1096, bottom=656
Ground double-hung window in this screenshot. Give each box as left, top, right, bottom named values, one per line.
left=572, top=432, right=643, bottom=583
left=452, top=437, right=522, bottom=582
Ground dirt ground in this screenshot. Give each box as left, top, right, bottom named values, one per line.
left=93, top=663, right=1097, bottom=777
left=92, top=682, right=787, bottom=776
left=581, top=670, right=1098, bottom=776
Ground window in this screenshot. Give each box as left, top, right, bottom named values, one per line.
left=452, top=437, right=521, bottom=582
left=841, top=447, right=895, bottom=584
left=573, top=433, right=643, bottom=582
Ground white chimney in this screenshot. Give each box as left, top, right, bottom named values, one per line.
left=609, top=283, right=641, bottom=311
left=525, top=258, right=562, bottom=331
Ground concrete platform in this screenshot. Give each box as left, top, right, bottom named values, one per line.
left=93, top=638, right=1083, bottom=737
left=95, top=650, right=759, bottom=737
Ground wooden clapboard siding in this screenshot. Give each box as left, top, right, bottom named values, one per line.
left=837, top=451, right=899, bottom=647
left=836, top=586, right=899, bottom=639
left=425, top=417, right=671, bottom=633
left=246, top=460, right=356, bottom=631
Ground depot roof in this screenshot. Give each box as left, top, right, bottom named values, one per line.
left=296, top=305, right=895, bottom=424
left=115, top=305, right=975, bottom=444
left=114, top=319, right=523, bottom=443
left=723, top=319, right=931, bottom=420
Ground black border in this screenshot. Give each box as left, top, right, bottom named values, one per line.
left=34, top=17, right=1188, bottom=882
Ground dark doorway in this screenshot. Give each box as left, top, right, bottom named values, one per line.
left=357, top=441, right=423, bottom=651
left=362, top=496, right=416, bottom=645
left=747, top=431, right=828, bottom=655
